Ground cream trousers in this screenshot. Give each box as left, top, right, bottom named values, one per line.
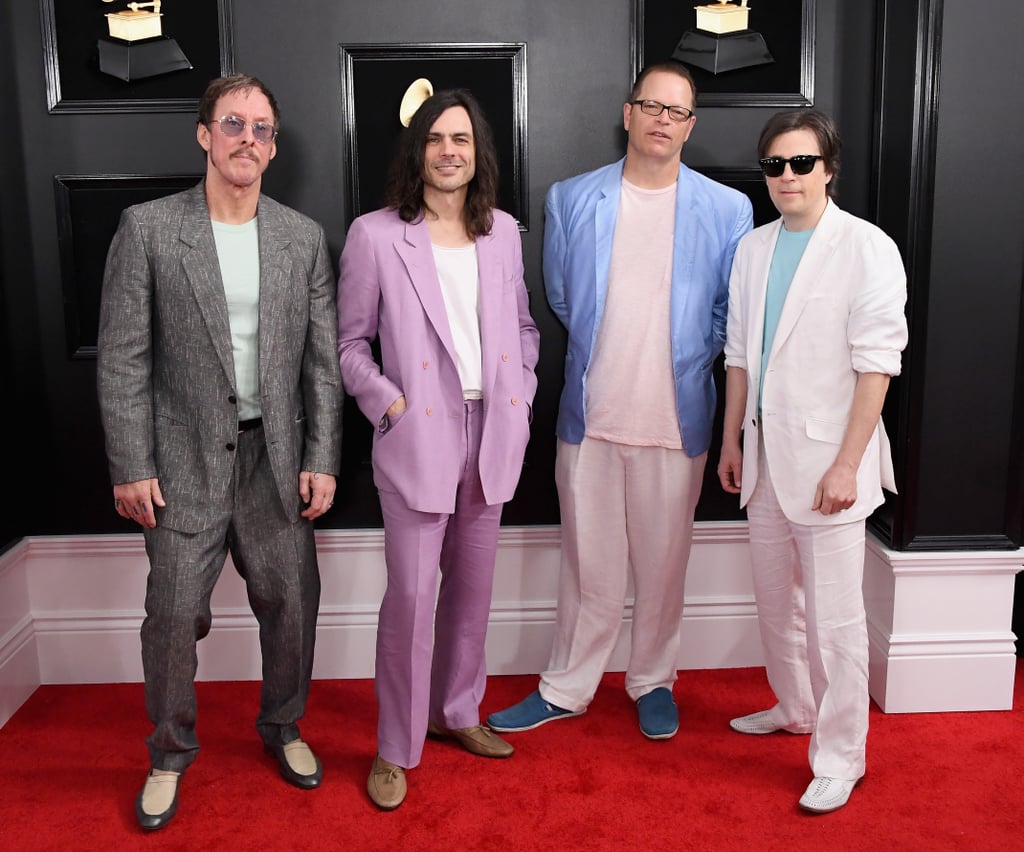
left=540, top=437, right=706, bottom=710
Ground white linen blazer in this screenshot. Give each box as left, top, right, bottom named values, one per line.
left=724, top=200, right=908, bottom=525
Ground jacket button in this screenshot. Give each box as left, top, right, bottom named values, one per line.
left=226, top=442, right=236, bottom=452
left=511, top=397, right=519, bottom=405
left=228, top=394, right=237, bottom=404
left=501, top=353, right=510, bottom=362
left=422, top=361, right=429, bottom=369
left=425, top=407, right=433, bottom=416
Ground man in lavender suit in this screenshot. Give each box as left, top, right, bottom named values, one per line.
left=336, top=88, right=539, bottom=811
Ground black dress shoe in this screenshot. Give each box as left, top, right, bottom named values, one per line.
left=135, top=770, right=180, bottom=831
left=265, top=739, right=323, bottom=789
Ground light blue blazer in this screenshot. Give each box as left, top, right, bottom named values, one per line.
left=544, top=158, right=753, bottom=456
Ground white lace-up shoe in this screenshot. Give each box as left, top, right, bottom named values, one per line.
left=798, top=776, right=860, bottom=813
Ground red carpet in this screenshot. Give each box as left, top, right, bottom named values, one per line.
left=1, top=664, right=1022, bottom=851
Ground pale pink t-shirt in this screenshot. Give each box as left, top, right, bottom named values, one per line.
left=584, top=178, right=682, bottom=449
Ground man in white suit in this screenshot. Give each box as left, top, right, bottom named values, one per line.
left=717, top=110, right=907, bottom=814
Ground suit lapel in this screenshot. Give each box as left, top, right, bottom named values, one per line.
left=178, top=184, right=236, bottom=386
left=669, top=165, right=698, bottom=324
left=395, top=219, right=459, bottom=367
left=256, top=196, right=291, bottom=386
left=768, top=201, right=843, bottom=360
left=593, top=162, right=623, bottom=336
left=475, top=230, right=501, bottom=396
left=747, top=220, right=782, bottom=370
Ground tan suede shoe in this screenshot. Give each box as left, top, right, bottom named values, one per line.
left=135, top=769, right=181, bottom=831
left=367, top=754, right=407, bottom=810
left=426, top=721, right=514, bottom=758
left=264, top=738, right=322, bottom=789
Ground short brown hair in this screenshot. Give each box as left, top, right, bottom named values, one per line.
left=630, top=61, right=698, bottom=106
left=197, top=74, right=280, bottom=129
left=758, top=110, right=842, bottom=198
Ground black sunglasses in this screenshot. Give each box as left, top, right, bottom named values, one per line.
left=758, top=155, right=823, bottom=178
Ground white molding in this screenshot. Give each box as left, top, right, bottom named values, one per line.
left=0, top=541, right=38, bottom=728
left=2, top=525, right=1020, bottom=727
left=1, top=524, right=763, bottom=721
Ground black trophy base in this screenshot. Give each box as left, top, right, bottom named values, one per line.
left=672, top=29, right=774, bottom=75
left=97, top=36, right=193, bottom=82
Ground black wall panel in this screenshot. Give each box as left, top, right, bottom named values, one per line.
left=3, top=0, right=1021, bottom=583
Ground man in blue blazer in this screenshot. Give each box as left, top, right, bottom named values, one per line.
left=488, top=62, right=752, bottom=739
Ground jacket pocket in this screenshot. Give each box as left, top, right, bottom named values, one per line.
left=805, top=417, right=846, bottom=445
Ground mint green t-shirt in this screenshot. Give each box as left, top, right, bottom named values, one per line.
left=759, top=226, right=814, bottom=411
left=212, top=217, right=261, bottom=420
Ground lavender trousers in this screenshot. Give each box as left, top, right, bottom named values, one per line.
left=374, top=400, right=503, bottom=769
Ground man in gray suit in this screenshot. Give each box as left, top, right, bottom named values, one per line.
left=97, top=75, right=342, bottom=831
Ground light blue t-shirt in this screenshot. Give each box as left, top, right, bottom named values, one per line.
left=759, top=226, right=814, bottom=410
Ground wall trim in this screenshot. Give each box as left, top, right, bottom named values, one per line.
left=0, top=539, right=36, bottom=728
left=1, top=524, right=763, bottom=726
left=3, top=525, right=1020, bottom=729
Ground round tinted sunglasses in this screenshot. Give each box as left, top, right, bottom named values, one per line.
left=758, top=155, right=823, bottom=178
left=210, top=115, right=278, bottom=145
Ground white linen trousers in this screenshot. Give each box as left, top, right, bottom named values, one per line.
left=746, top=443, right=869, bottom=781
left=540, top=436, right=705, bottom=710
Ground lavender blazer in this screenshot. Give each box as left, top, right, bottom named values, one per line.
left=337, top=207, right=540, bottom=515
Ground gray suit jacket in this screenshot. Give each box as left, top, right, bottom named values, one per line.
left=97, top=182, right=342, bottom=532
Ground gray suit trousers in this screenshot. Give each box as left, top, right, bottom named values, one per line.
left=141, top=424, right=320, bottom=771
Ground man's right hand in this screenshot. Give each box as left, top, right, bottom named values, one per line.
left=113, top=478, right=165, bottom=529
left=717, top=442, right=743, bottom=494
left=387, top=395, right=407, bottom=418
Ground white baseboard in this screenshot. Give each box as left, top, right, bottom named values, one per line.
left=1, top=524, right=762, bottom=726
left=0, top=541, right=38, bottom=728
left=23, top=523, right=764, bottom=683
left=2, top=524, right=1020, bottom=729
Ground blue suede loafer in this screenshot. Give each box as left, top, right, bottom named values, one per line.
left=636, top=687, right=678, bottom=739
left=486, top=690, right=585, bottom=732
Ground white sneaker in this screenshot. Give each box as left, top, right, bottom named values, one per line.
left=798, top=776, right=859, bottom=813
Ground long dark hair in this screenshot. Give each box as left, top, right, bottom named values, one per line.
left=385, top=88, right=499, bottom=238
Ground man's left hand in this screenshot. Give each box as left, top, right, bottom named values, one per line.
left=299, top=471, right=336, bottom=520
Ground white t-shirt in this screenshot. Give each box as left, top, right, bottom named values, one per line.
left=432, top=242, right=483, bottom=399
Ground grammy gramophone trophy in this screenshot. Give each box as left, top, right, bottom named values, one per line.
left=672, top=1, right=774, bottom=75
left=399, top=78, right=434, bottom=127
left=97, top=0, right=193, bottom=82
